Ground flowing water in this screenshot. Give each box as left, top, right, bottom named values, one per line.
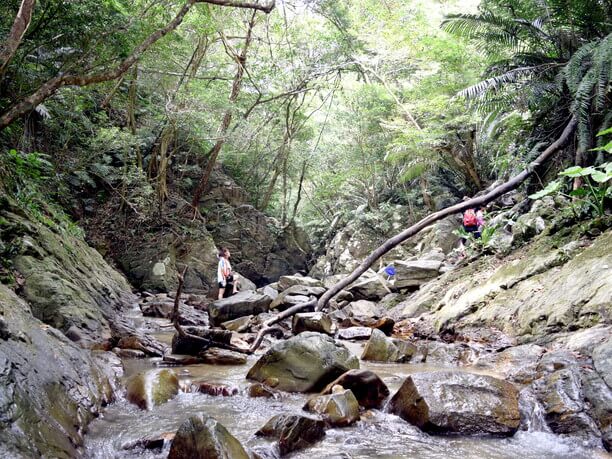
left=84, top=322, right=609, bottom=459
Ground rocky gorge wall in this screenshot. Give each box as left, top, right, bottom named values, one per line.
left=0, top=195, right=136, bottom=457
left=95, top=169, right=312, bottom=295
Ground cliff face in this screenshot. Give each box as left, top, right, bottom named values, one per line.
left=108, top=169, right=312, bottom=294
left=0, top=195, right=133, bottom=457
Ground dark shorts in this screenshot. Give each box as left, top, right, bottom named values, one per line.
left=463, top=224, right=481, bottom=238
left=218, top=275, right=234, bottom=289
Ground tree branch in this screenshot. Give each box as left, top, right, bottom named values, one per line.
left=0, top=0, right=276, bottom=132
left=315, top=115, right=578, bottom=310
left=0, top=0, right=36, bottom=76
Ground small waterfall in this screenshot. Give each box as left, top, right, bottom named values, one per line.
left=518, top=388, right=551, bottom=432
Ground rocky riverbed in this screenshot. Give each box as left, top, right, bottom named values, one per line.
left=1, top=194, right=610, bottom=458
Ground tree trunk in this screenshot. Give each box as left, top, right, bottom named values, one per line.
left=0, top=0, right=36, bottom=76
left=0, top=0, right=274, bottom=132
left=314, top=116, right=578, bottom=311
left=190, top=11, right=257, bottom=211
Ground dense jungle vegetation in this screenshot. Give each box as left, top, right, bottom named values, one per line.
left=0, top=0, right=610, bottom=246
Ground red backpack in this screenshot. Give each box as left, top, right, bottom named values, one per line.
left=463, top=209, right=477, bottom=226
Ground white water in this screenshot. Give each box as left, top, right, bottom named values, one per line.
left=83, top=335, right=607, bottom=459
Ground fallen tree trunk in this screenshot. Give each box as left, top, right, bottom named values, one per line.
left=172, top=266, right=251, bottom=354
left=245, top=115, right=577, bottom=353
left=316, top=115, right=577, bottom=311
left=248, top=299, right=315, bottom=353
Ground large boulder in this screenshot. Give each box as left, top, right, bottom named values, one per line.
left=168, top=414, right=249, bottom=459
left=348, top=276, right=391, bottom=301
left=361, top=329, right=416, bottom=363
left=0, top=285, right=116, bottom=458
left=533, top=367, right=601, bottom=444
left=208, top=290, right=273, bottom=326
left=0, top=196, right=133, bottom=344
left=304, top=389, right=360, bottom=426
left=392, top=260, right=442, bottom=289
left=292, top=312, right=334, bottom=335
left=126, top=369, right=179, bottom=410
left=388, top=371, right=520, bottom=436
left=277, top=275, right=323, bottom=291
left=320, top=369, right=390, bottom=409
left=475, top=344, right=545, bottom=384
left=246, top=332, right=359, bottom=392
left=256, top=414, right=326, bottom=456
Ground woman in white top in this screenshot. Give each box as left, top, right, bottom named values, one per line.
left=217, top=247, right=239, bottom=299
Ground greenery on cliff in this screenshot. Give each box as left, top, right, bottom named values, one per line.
left=0, top=0, right=610, bottom=266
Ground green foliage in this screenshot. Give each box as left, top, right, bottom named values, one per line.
left=530, top=164, right=611, bottom=217
left=454, top=224, right=498, bottom=255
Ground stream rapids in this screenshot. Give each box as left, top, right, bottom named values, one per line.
left=83, top=307, right=607, bottom=459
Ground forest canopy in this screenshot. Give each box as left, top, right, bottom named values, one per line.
left=0, top=0, right=610, bottom=237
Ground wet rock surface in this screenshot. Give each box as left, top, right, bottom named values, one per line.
left=247, top=332, right=359, bottom=392
left=304, top=389, right=360, bottom=426
left=361, top=329, right=416, bottom=363
left=256, top=414, right=326, bottom=456
left=208, top=290, right=273, bottom=326
left=320, top=369, right=390, bottom=409
left=126, top=369, right=179, bottom=410
left=168, top=413, right=249, bottom=459
left=0, top=284, right=116, bottom=458
left=388, top=371, right=520, bottom=436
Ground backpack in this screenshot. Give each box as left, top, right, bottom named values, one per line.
left=463, top=209, right=477, bottom=226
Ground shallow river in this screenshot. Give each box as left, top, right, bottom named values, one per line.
left=84, top=322, right=608, bottom=459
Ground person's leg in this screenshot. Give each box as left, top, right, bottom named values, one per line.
left=218, top=282, right=225, bottom=300
left=232, top=276, right=240, bottom=294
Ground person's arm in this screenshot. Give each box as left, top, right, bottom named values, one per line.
left=218, top=259, right=226, bottom=286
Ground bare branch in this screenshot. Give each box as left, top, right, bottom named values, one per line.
left=0, top=0, right=36, bottom=76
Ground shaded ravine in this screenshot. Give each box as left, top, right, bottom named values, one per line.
left=83, top=311, right=605, bottom=459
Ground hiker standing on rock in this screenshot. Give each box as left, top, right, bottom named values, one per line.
left=217, top=247, right=239, bottom=299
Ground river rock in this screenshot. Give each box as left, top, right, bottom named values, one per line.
left=533, top=367, right=601, bottom=443
left=271, top=285, right=325, bottom=310
left=304, top=389, right=360, bottom=426
left=337, top=327, right=372, bottom=340
left=361, top=329, right=416, bottom=363
left=413, top=341, right=477, bottom=366
left=246, top=332, right=359, bottom=392
left=140, top=301, right=174, bottom=318
left=393, top=260, right=442, bottom=288
left=292, top=312, right=334, bottom=335
left=199, top=348, right=247, bottom=365
left=256, top=414, right=326, bottom=456
left=126, top=369, right=179, bottom=410
left=168, top=413, right=249, bottom=459
left=475, top=344, right=545, bottom=383
left=221, top=315, right=252, bottom=332
left=248, top=383, right=279, bottom=398
left=270, top=294, right=311, bottom=311
left=343, top=300, right=383, bottom=319
left=388, top=371, right=520, bottom=436
left=193, top=381, right=239, bottom=396
left=278, top=275, right=323, bottom=291
left=321, top=369, right=390, bottom=409
left=593, top=338, right=612, bottom=388
left=208, top=291, right=273, bottom=326
left=171, top=328, right=232, bottom=355
left=348, top=276, right=391, bottom=301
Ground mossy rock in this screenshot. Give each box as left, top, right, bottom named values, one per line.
left=126, top=369, right=179, bottom=410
